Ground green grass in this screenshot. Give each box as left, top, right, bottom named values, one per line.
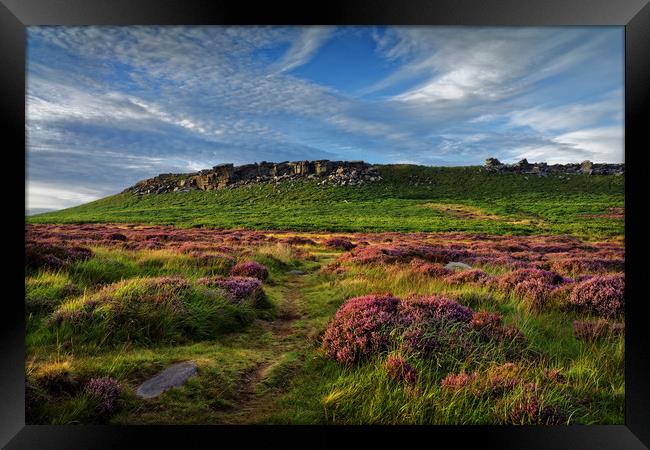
left=25, top=165, right=624, bottom=424
left=25, top=244, right=624, bottom=425
left=28, top=166, right=624, bottom=239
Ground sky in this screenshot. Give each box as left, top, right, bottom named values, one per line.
left=26, top=26, right=624, bottom=214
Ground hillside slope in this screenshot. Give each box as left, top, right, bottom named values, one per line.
left=28, top=165, right=624, bottom=238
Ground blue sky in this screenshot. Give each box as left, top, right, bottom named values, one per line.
left=26, top=26, right=624, bottom=213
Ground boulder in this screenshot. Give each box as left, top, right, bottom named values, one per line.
left=136, top=361, right=198, bottom=399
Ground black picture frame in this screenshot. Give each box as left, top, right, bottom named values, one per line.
left=3, top=0, right=649, bottom=448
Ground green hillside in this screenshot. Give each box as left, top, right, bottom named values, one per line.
left=28, top=165, right=624, bottom=239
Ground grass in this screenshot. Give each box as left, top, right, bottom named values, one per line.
left=24, top=166, right=624, bottom=424
left=28, top=166, right=624, bottom=239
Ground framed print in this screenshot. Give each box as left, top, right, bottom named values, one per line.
left=2, top=0, right=649, bottom=448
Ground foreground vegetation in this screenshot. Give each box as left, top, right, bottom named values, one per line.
left=25, top=224, right=624, bottom=424
left=28, top=166, right=624, bottom=239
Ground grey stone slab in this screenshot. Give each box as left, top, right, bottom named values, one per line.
left=444, top=262, right=472, bottom=271
left=136, top=361, right=198, bottom=399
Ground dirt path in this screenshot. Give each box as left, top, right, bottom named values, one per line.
left=215, top=274, right=308, bottom=424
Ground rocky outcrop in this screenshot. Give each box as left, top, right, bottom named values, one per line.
left=483, top=158, right=624, bottom=176
left=124, top=160, right=382, bottom=195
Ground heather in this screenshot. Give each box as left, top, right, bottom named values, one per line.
left=25, top=224, right=624, bottom=425
left=569, top=275, right=625, bottom=317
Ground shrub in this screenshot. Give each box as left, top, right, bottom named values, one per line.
left=49, top=276, right=255, bottom=345
left=230, top=261, right=269, bottom=280
left=193, top=253, right=236, bottom=274
left=85, top=377, right=122, bottom=415
left=106, top=233, right=128, bottom=242
left=384, top=354, right=418, bottom=384
left=281, top=236, right=316, bottom=246
left=199, top=276, right=269, bottom=308
left=493, top=269, right=566, bottom=292
left=409, top=259, right=451, bottom=278
left=322, top=294, right=474, bottom=365
left=441, top=371, right=478, bottom=391
left=398, top=295, right=474, bottom=326
left=569, top=275, right=624, bottom=316
left=573, top=319, right=624, bottom=342
left=324, top=238, right=356, bottom=251
left=322, top=294, right=399, bottom=365
left=25, top=243, right=93, bottom=270
left=444, top=269, right=490, bottom=285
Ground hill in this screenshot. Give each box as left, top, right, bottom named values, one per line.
left=28, top=163, right=625, bottom=239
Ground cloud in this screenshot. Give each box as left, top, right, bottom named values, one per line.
left=274, top=26, right=335, bottom=73
left=26, top=181, right=107, bottom=212
left=25, top=26, right=624, bottom=211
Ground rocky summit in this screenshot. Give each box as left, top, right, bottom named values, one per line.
left=123, top=158, right=625, bottom=196
left=483, top=158, right=624, bottom=176
left=124, top=160, right=382, bottom=195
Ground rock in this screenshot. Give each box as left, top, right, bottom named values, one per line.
left=136, top=361, right=198, bottom=399
left=123, top=160, right=383, bottom=195
left=287, top=269, right=305, bottom=275
left=444, top=262, right=472, bottom=271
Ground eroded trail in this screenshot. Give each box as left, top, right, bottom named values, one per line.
left=214, top=274, right=309, bottom=424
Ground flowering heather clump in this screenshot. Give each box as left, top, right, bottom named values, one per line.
left=230, top=261, right=269, bottom=280
left=401, top=327, right=439, bottom=354
left=569, top=275, right=624, bottom=317
left=194, top=253, right=236, bottom=272
left=85, top=377, right=122, bottom=415
left=550, top=257, right=623, bottom=276
left=441, top=371, right=478, bottom=390
left=409, top=259, right=451, bottom=278
left=106, top=233, right=127, bottom=241
left=513, top=278, right=558, bottom=309
left=493, top=268, right=566, bottom=292
left=505, top=383, right=542, bottom=424
left=470, top=311, right=503, bottom=339
left=25, top=243, right=93, bottom=269
left=281, top=236, right=316, bottom=246
left=322, top=294, right=400, bottom=365
left=573, top=319, right=624, bottom=342
left=384, top=354, right=418, bottom=384
left=206, top=276, right=265, bottom=305
left=324, top=238, right=356, bottom=251
left=398, top=295, right=474, bottom=326
left=444, top=269, right=490, bottom=285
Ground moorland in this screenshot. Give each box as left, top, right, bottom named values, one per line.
left=25, top=163, right=625, bottom=424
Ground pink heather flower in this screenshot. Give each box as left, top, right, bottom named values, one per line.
left=573, top=319, right=624, bottom=342
left=230, top=261, right=269, bottom=280
left=444, top=269, right=490, bottom=285
left=441, top=371, right=478, bottom=390
left=401, top=327, right=439, bottom=354
left=569, top=275, right=624, bottom=317
left=200, top=276, right=264, bottom=303
left=25, top=243, right=93, bottom=269
left=322, top=294, right=400, bottom=365
left=384, top=354, right=418, bottom=384
left=409, top=259, right=451, bottom=278
left=323, top=238, right=356, bottom=251
left=492, top=268, right=566, bottom=291
left=85, top=377, right=122, bottom=414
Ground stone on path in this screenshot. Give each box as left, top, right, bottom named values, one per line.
left=287, top=270, right=305, bottom=275
left=444, top=262, right=472, bottom=271
left=136, top=361, right=198, bottom=399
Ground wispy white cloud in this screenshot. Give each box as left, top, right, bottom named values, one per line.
left=274, top=27, right=335, bottom=73
left=26, top=26, right=624, bottom=211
